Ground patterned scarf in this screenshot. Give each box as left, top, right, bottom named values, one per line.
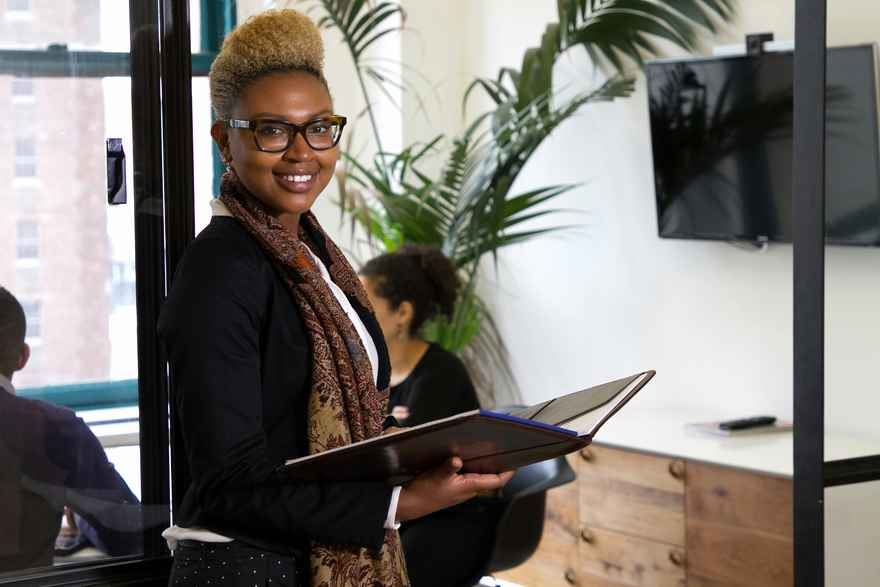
left=219, top=173, right=409, bottom=587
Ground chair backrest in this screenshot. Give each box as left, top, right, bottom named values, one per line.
left=461, top=453, right=576, bottom=585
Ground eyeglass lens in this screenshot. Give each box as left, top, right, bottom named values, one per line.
left=254, top=119, right=342, bottom=152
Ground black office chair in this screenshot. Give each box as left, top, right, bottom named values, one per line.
left=463, top=407, right=578, bottom=587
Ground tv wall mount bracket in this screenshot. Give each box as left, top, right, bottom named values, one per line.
left=746, top=32, right=775, bottom=56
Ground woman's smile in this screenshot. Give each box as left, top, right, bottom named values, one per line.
left=274, top=170, right=317, bottom=194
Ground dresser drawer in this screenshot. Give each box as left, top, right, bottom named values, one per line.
left=578, top=525, right=686, bottom=587
left=686, top=461, right=792, bottom=586
left=578, top=445, right=686, bottom=546
left=686, top=520, right=793, bottom=586
left=686, top=460, right=792, bottom=537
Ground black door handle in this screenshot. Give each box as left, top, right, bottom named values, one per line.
left=106, top=138, right=127, bottom=205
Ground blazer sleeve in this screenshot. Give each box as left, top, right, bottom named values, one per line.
left=55, top=417, right=143, bottom=556
left=159, top=233, right=392, bottom=551
left=24, top=402, right=143, bottom=556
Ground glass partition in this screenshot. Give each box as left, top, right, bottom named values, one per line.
left=0, top=0, right=170, bottom=581
left=824, top=2, right=880, bottom=584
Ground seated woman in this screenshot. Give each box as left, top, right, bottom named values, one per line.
left=360, top=245, right=499, bottom=587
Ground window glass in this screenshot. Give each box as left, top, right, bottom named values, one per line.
left=15, top=220, right=39, bottom=259
left=5, top=0, right=31, bottom=18
left=0, top=0, right=163, bottom=578
left=14, top=139, right=37, bottom=178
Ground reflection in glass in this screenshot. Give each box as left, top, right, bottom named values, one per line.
left=0, top=0, right=154, bottom=576
left=1, top=288, right=143, bottom=573
left=648, top=46, right=880, bottom=245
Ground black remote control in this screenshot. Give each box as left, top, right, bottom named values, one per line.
left=718, top=416, right=777, bottom=431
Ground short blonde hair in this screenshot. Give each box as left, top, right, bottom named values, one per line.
left=209, top=8, right=327, bottom=119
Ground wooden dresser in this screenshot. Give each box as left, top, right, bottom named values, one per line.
left=495, top=444, right=793, bottom=587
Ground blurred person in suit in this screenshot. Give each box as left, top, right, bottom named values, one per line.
left=0, top=286, right=141, bottom=573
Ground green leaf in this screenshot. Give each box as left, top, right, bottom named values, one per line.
left=322, top=0, right=738, bottom=403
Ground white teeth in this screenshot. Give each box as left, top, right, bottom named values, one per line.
left=283, top=174, right=313, bottom=183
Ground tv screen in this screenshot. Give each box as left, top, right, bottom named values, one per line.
left=647, top=44, right=880, bottom=246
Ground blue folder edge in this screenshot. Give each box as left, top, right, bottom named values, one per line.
left=479, top=409, right=578, bottom=436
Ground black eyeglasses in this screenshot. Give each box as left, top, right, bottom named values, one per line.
left=226, top=115, right=347, bottom=152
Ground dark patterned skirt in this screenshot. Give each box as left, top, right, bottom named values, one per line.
left=168, top=540, right=307, bottom=586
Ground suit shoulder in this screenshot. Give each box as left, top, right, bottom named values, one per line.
left=170, top=217, right=277, bottom=293
left=0, top=392, right=79, bottom=426
left=182, top=217, right=263, bottom=266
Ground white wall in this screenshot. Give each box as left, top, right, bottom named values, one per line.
left=451, top=0, right=880, bottom=436
left=431, top=2, right=880, bottom=585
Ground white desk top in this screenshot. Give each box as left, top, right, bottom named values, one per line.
left=593, top=404, right=880, bottom=478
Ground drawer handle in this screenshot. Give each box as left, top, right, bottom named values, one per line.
left=580, top=527, right=595, bottom=544
left=564, top=568, right=578, bottom=585
left=579, top=447, right=594, bottom=462
left=669, top=550, right=686, bottom=567
left=668, top=459, right=685, bottom=480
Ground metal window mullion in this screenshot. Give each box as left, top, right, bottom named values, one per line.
left=793, top=0, right=827, bottom=586
left=160, top=0, right=196, bottom=517
left=0, top=49, right=215, bottom=76
left=130, top=0, right=171, bottom=559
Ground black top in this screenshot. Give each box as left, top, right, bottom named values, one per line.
left=389, top=343, right=480, bottom=427
left=0, top=393, right=141, bottom=572
left=158, top=216, right=393, bottom=557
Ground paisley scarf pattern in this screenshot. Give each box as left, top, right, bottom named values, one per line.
left=219, top=173, right=409, bottom=587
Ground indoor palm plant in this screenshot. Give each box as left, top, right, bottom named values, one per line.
left=298, top=0, right=737, bottom=404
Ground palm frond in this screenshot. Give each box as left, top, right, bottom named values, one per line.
left=305, top=0, right=405, bottom=61
left=322, top=0, right=738, bottom=403
left=467, top=0, right=735, bottom=115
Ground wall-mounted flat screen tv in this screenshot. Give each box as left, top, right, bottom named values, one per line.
left=647, top=44, right=880, bottom=246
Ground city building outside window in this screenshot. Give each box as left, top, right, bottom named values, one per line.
left=16, top=219, right=39, bottom=260
left=15, top=264, right=40, bottom=291
left=21, top=299, right=42, bottom=341
left=14, top=138, right=37, bottom=177
left=4, top=0, right=31, bottom=20
left=11, top=77, right=35, bottom=103
left=111, top=260, right=137, bottom=307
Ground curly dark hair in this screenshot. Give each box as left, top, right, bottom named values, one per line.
left=360, top=245, right=460, bottom=335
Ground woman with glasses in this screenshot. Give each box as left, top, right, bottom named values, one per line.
left=157, top=9, right=512, bottom=587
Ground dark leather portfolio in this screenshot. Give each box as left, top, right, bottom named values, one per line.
left=277, top=370, right=654, bottom=483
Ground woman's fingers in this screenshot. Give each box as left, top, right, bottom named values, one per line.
left=397, top=461, right=517, bottom=522
left=459, top=469, right=514, bottom=492
left=445, top=457, right=464, bottom=474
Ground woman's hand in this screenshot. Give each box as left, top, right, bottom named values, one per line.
left=395, top=457, right=514, bottom=522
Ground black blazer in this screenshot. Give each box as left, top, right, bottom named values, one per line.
left=158, top=216, right=393, bottom=557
